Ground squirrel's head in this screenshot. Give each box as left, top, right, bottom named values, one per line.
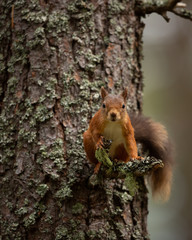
left=100, top=87, right=128, bottom=122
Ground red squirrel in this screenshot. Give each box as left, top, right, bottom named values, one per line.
left=83, top=87, right=174, bottom=201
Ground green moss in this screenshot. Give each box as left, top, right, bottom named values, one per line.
left=95, top=148, right=113, bottom=168
left=124, top=173, right=139, bottom=197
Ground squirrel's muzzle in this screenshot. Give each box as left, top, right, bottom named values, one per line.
left=110, top=112, right=117, bottom=121
left=107, top=109, right=121, bottom=122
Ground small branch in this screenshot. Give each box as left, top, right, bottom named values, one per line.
left=93, top=141, right=164, bottom=179
left=116, top=157, right=164, bottom=177
left=135, top=0, right=180, bottom=14
left=136, top=0, right=192, bottom=22
left=89, top=140, right=164, bottom=197
left=172, top=7, right=192, bottom=21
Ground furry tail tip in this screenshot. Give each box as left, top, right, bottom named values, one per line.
left=150, top=163, right=173, bottom=202
left=130, top=114, right=174, bottom=202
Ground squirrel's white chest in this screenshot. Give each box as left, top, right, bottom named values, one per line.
left=103, top=122, right=125, bottom=158
left=103, top=122, right=124, bottom=142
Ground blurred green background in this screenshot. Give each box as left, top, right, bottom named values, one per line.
left=142, top=2, right=192, bottom=240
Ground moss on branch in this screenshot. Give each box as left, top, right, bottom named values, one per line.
left=89, top=138, right=163, bottom=198
left=95, top=146, right=163, bottom=178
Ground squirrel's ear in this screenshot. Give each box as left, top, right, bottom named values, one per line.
left=121, top=88, right=128, bottom=101
left=101, top=87, right=108, bottom=100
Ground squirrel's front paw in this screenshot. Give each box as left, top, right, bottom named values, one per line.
left=130, top=156, right=144, bottom=161
left=96, top=136, right=104, bottom=149
left=94, top=162, right=102, bottom=174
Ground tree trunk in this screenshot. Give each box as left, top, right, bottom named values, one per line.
left=0, top=0, right=148, bottom=239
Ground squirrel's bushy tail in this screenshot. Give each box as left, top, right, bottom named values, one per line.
left=130, top=114, right=174, bottom=201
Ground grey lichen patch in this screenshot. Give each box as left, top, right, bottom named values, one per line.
left=26, top=26, right=46, bottom=49
left=55, top=220, right=85, bottom=240
left=55, top=226, right=68, bottom=240
left=23, top=212, right=37, bottom=228
left=0, top=54, right=5, bottom=75
left=87, top=222, right=116, bottom=240
left=18, top=127, right=36, bottom=144
left=67, top=0, right=94, bottom=16
left=0, top=219, right=21, bottom=240
left=5, top=31, right=28, bottom=73
left=7, top=51, right=28, bottom=74
left=88, top=173, right=100, bottom=187
left=108, top=0, right=126, bottom=15
left=51, top=139, right=67, bottom=170
left=0, top=107, right=17, bottom=164
left=76, top=49, right=103, bottom=72
left=7, top=76, right=18, bottom=93
left=55, top=185, right=72, bottom=201
left=15, top=207, right=28, bottom=216
left=21, top=9, right=47, bottom=24
left=47, top=11, right=69, bottom=34
left=36, top=183, right=49, bottom=198
left=34, top=104, right=53, bottom=122
left=72, top=202, right=84, bottom=215
left=114, top=189, right=133, bottom=204
left=45, top=77, right=57, bottom=99
left=37, top=138, right=66, bottom=172
left=61, top=95, right=79, bottom=112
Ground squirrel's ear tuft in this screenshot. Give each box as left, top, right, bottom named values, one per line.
left=101, top=87, right=108, bottom=100
left=121, top=88, right=128, bottom=101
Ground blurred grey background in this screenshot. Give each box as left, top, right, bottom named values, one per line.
left=142, top=2, right=192, bottom=240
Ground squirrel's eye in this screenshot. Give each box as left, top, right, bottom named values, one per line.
left=122, top=104, right=125, bottom=109
left=102, top=103, right=106, bottom=108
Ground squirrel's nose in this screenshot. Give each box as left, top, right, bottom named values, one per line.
left=110, top=112, right=116, bottom=121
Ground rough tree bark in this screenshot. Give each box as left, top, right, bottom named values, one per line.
left=0, top=0, right=191, bottom=240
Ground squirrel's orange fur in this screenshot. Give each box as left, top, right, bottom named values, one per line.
left=83, top=87, right=174, bottom=201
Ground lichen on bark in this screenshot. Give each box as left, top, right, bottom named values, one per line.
left=0, top=0, right=148, bottom=239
